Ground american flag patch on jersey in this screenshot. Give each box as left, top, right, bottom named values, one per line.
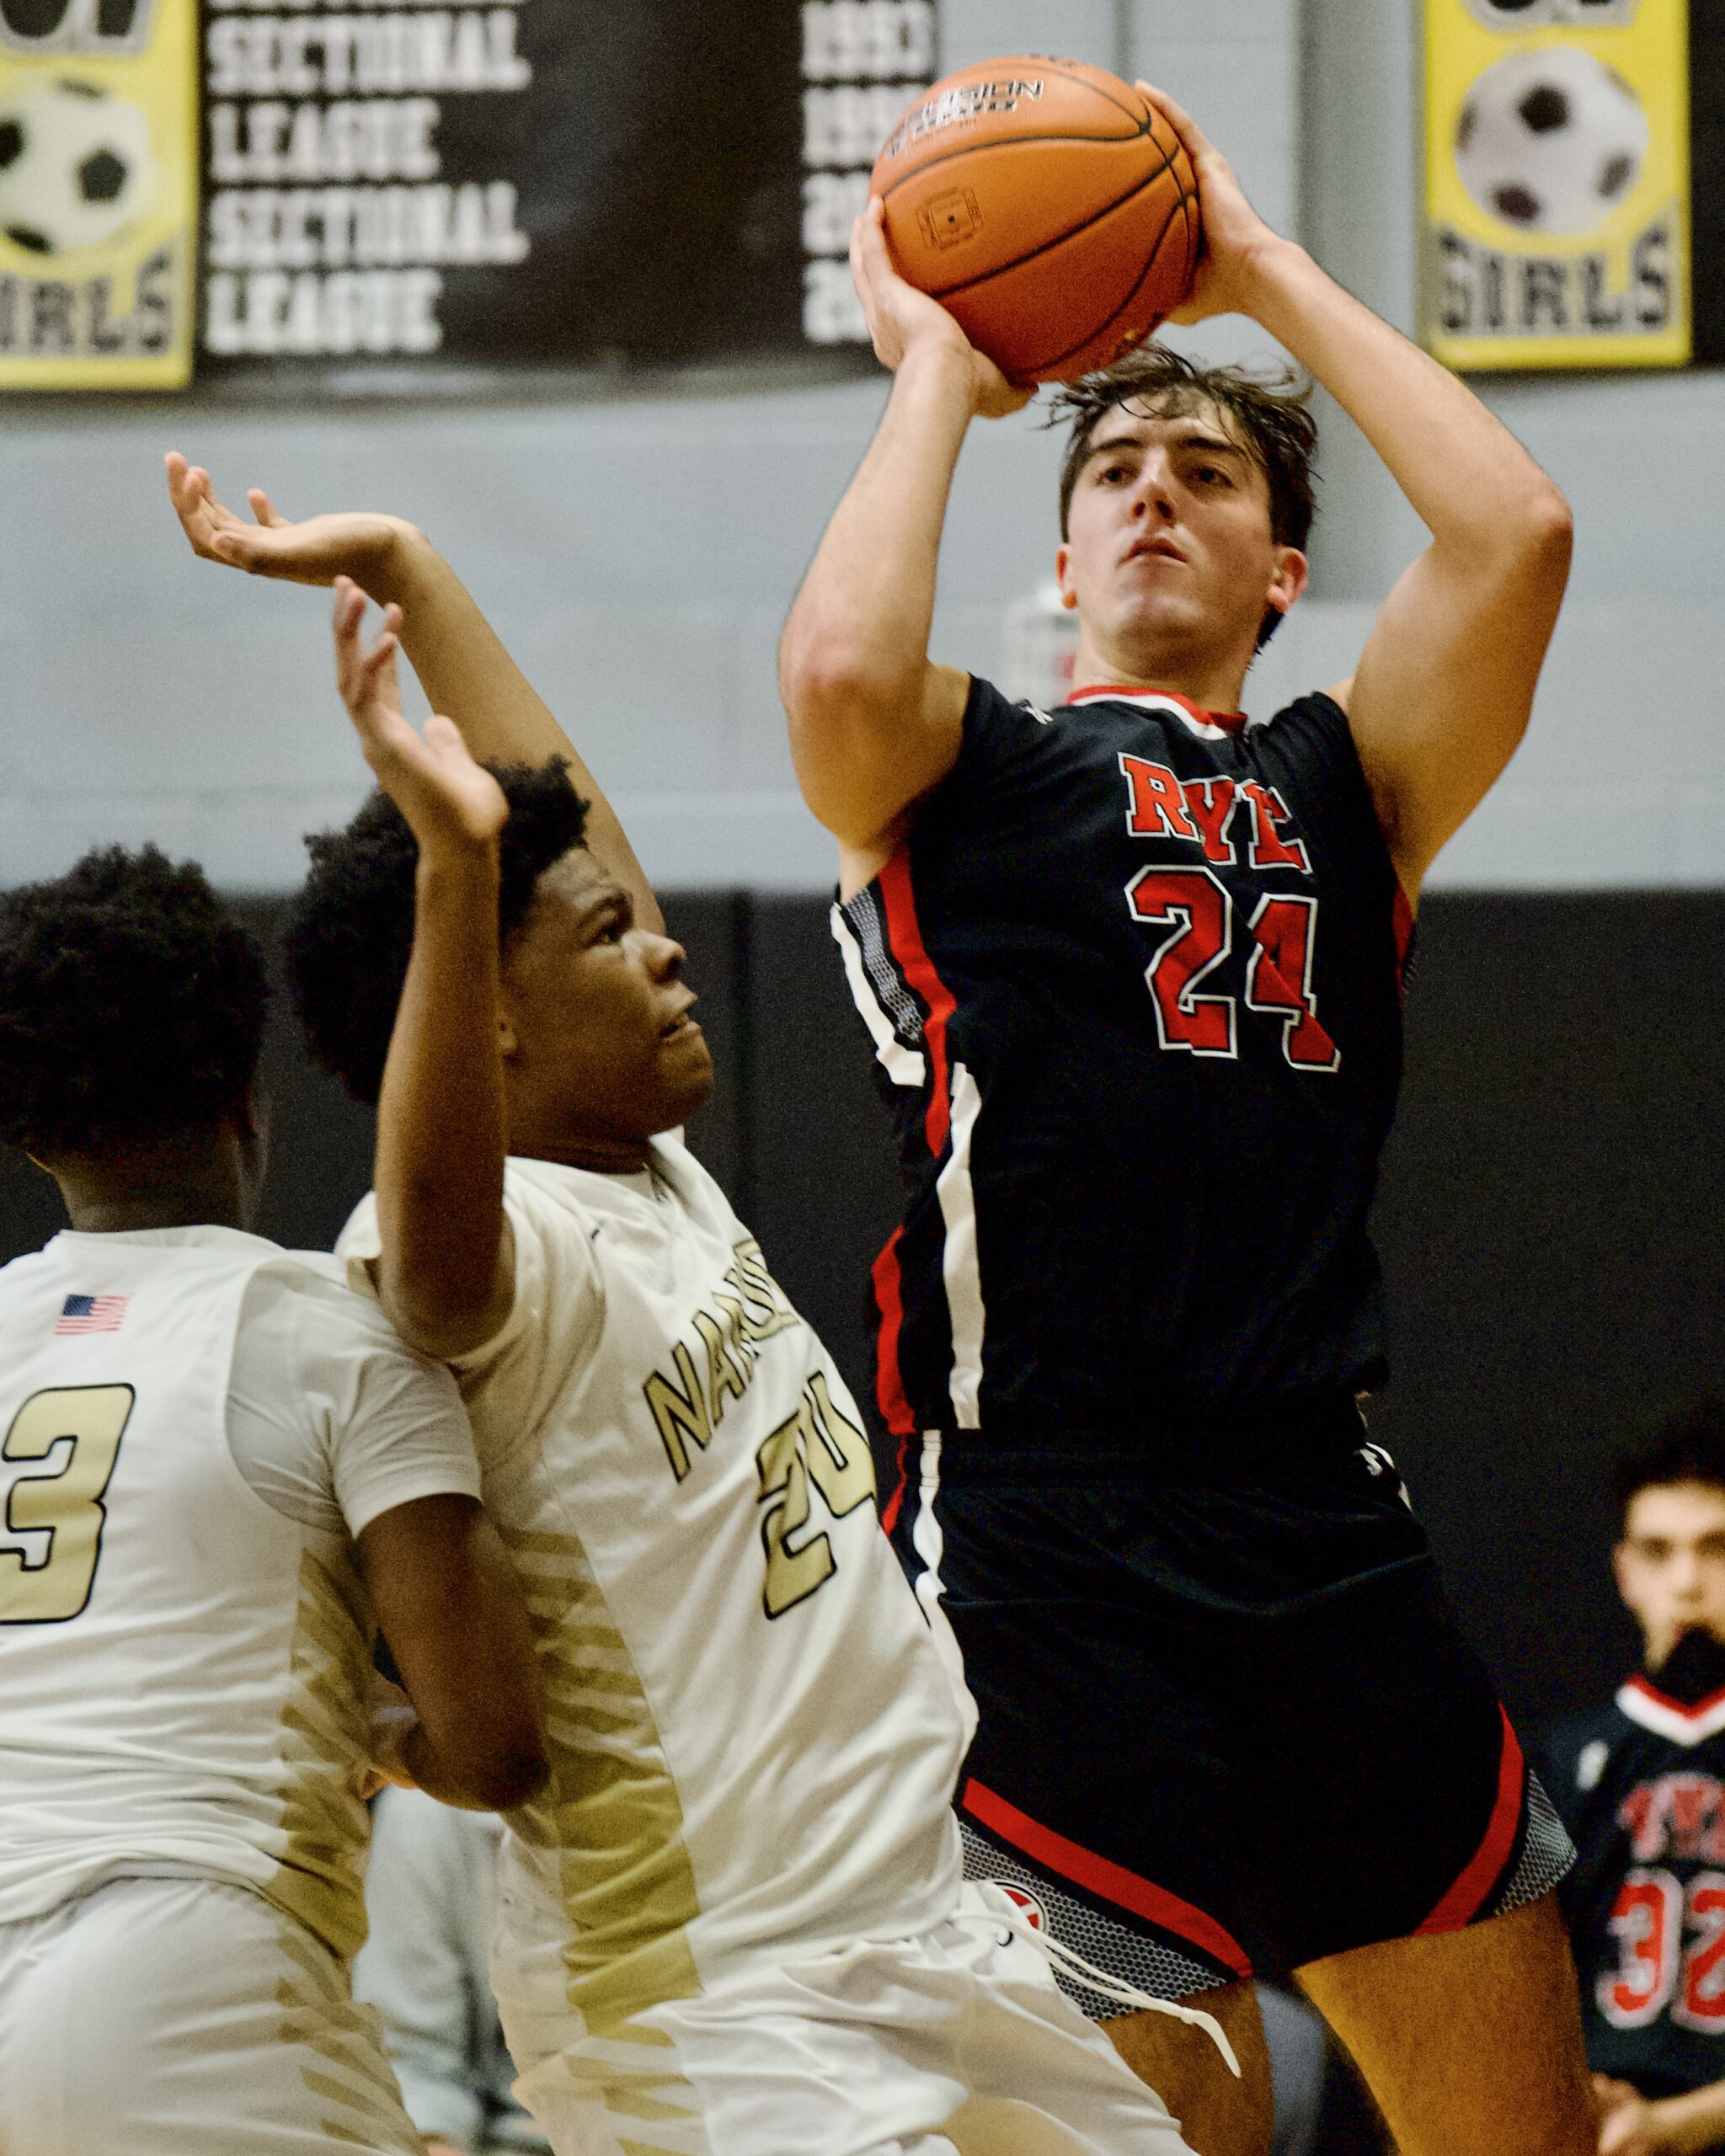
left=56, top=1294, right=128, bottom=1335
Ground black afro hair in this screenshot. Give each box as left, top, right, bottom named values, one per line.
left=1614, top=1400, right=1725, bottom=1524
left=286, top=757, right=589, bottom=1108
left=0, top=845, right=270, bottom=1161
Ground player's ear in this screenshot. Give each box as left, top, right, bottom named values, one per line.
left=1055, top=545, right=1080, bottom=611
left=1266, top=546, right=1308, bottom=624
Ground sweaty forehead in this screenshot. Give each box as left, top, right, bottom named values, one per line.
left=1097, top=393, right=1252, bottom=457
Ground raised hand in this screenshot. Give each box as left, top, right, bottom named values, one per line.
left=332, top=578, right=507, bottom=857
left=166, top=451, right=413, bottom=593
left=1135, top=83, right=1288, bottom=327
left=850, top=197, right=1033, bottom=419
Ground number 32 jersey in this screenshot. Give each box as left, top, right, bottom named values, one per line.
left=834, top=677, right=1413, bottom=1444
left=1541, top=1671, right=1725, bottom=2097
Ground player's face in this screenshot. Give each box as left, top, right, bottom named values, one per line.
left=1055, top=398, right=1306, bottom=687
left=1615, top=1482, right=1725, bottom=1668
left=498, top=850, right=713, bottom=1155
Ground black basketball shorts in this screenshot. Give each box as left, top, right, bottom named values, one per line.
left=886, top=1403, right=1575, bottom=2013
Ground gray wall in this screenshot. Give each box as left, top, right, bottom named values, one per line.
left=2, top=0, right=1720, bottom=894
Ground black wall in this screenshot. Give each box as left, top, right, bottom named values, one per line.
left=3, top=889, right=1719, bottom=1734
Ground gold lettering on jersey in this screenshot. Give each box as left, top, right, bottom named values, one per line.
left=805, top=1373, right=874, bottom=1518
left=0, top=1384, right=135, bottom=1624
left=692, top=1308, right=753, bottom=1425
left=727, top=1241, right=798, bottom=1345
left=754, top=1380, right=876, bottom=1621
left=644, top=1342, right=712, bottom=1483
left=645, top=1239, right=801, bottom=1481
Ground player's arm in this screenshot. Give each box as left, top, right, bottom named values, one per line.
left=164, top=452, right=661, bottom=934
left=777, top=205, right=1032, bottom=876
left=1592, top=2071, right=1725, bottom=2154
left=1146, top=88, right=1572, bottom=899
left=359, top=1493, right=547, bottom=1812
left=330, top=579, right=515, bottom=1361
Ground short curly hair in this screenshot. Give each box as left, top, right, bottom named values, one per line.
left=0, top=846, right=270, bottom=1161
left=1051, top=345, right=1319, bottom=648
left=287, top=758, right=590, bottom=1108
left=1615, top=1401, right=1725, bottom=1524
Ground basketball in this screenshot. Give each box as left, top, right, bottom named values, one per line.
left=870, top=57, right=1201, bottom=385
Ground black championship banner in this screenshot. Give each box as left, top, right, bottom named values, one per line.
left=198, top=0, right=936, bottom=377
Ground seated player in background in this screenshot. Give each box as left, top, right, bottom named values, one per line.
left=1539, top=1404, right=1725, bottom=2156
left=0, top=844, right=547, bottom=2156
left=355, top=1784, right=550, bottom=2155
left=169, top=455, right=1217, bottom=2153
left=777, top=78, right=1587, bottom=2156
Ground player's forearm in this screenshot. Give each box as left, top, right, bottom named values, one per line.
left=1241, top=237, right=1570, bottom=558
left=1648, top=2081, right=1725, bottom=2153
left=380, top=536, right=664, bottom=936
left=780, top=344, right=971, bottom=755
left=374, top=849, right=511, bottom=1360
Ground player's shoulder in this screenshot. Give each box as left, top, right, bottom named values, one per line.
left=1253, top=686, right=1355, bottom=750
left=1536, top=1698, right=1637, bottom=1801
left=959, top=673, right=1062, bottom=748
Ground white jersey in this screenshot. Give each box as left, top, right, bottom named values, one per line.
left=339, top=1138, right=968, bottom=2036
left=0, top=1225, right=481, bottom=1961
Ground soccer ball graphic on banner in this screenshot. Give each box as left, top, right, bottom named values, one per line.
left=1455, top=45, right=1649, bottom=235
left=0, top=78, right=156, bottom=257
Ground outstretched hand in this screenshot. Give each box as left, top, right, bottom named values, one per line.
left=332, top=578, right=507, bottom=857
left=850, top=198, right=1033, bottom=419
left=166, top=452, right=413, bottom=594
left=1136, top=83, right=1287, bottom=327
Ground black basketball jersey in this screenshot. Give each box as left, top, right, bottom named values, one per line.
left=1540, top=1662, right=1725, bottom=2099
left=834, top=675, right=1412, bottom=1448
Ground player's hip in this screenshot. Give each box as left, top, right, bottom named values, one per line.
left=501, top=1881, right=1194, bottom=2156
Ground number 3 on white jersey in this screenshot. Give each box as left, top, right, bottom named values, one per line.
left=0, top=1385, right=134, bottom=1624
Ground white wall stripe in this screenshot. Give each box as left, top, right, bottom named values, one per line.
left=937, top=1061, right=987, bottom=1431
left=830, top=901, right=927, bottom=1091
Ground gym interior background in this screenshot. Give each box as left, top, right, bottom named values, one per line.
left=3, top=0, right=1722, bottom=1733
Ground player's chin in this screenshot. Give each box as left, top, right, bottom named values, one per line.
left=653, top=1022, right=715, bottom=1114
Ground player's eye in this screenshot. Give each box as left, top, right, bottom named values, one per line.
left=1194, top=464, right=1231, bottom=488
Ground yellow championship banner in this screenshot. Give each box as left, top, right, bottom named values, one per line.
left=0, top=0, right=197, bottom=389
left=1423, top=0, right=1690, bottom=371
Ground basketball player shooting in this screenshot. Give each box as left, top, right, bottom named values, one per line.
left=779, top=83, right=1592, bottom=2156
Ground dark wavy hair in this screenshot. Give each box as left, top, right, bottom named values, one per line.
left=1615, top=1401, right=1725, bottom=1523
left=286, top=758, right=589, bottom=1108
left=0, top=845, right=270, bottom=1161
left=1051, top=344, right=1320, bottom=648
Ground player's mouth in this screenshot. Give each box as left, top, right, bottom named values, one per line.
left=1126, top=535, right=1188, bottom=566
left=659, top=994, right=702, bottom=1043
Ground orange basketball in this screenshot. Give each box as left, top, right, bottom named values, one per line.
left=871, top=57, right=1201, bottom=385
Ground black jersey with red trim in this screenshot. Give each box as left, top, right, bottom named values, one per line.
left=1539, top=1661, right=1725, bottom=2099
left=832, top=675, right=1412, bottom=1448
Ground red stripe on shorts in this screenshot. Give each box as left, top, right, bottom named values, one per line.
left=871, top=1227, right=916, bottom=1453
left=878, top=851, right=955, bottom=1156
left=961, top=1776, right=1254, bottom=1979
left=1418, top=1704, right=1525, bottom=1935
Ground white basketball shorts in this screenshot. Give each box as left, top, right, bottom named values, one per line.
left=0, top=1875, right=423, bottom=2155
left=499, top=1883, right=1199, bottom=2156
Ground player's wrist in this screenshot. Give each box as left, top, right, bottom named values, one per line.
left=364, top=520, right=438, bottom=606
left=895, top=332, right=987, bottom=407
left=1222, top=230, right=1311, bottom=320
left=412, top=834, right=503, bottom=888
